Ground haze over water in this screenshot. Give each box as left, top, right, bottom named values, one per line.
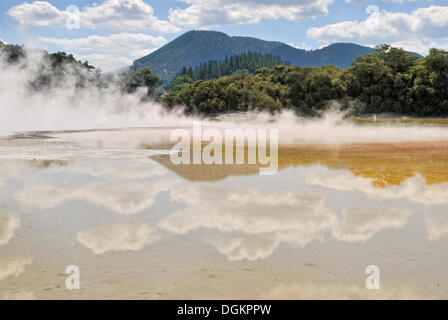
left=1, top=120, right=448, bottom=299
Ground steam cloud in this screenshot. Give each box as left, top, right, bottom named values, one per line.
left=1, top=45, right=448, bottom=146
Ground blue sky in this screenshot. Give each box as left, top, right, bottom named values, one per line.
left=1, top=0, right=447, bottom=71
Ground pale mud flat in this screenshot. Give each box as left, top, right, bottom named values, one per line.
left=1, top=125, right=448, bottom=299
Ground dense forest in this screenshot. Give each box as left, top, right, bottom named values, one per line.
left=168, top=52, right=288, bottom=92
left=2, top=40, right=448, bottom=117
left=163, top=45, right=448, bottom=117
left=132, top=30, right=379, bottom=82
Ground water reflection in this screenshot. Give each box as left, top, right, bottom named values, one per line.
left=154, top=142, right=448, bottom=187
left=1, top=134, right=448, bottom=299
left=263, top=282, right=436, bottom=300
left=16, top=178, right=177, bottom=215
left=307, top=167, right=448, bottom=205
left=158, top=182, right=421, bottom=261
left=332, top=207, right=412, bottom=242
left=0, top=256, right=32, bottom=282
left=0, top=215, right=20, bottom=246
left=77, top=223, right=161, bottom=255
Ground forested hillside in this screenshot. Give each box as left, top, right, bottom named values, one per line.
left=131, top=30, right=383, bottom=82
left=168, top=52, right=288, bottom=92
left=163, top=45, right=448, bottom=117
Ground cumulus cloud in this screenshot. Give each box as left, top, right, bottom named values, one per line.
left=208, top=235, right=279, bottom=262
left=8, top=0, right=180, bottom=33
left=40, top=33, right=167, bottom=54
left=159, top=183, right=336, bottom=236
left=77, top=223, right=161, bottom=254
left=332, top=207, right=412, bottom=242
left=306, top=167, right=448, bottom=206
left=168, top=0, right=333, bottom=29
left=52, top=159, right=167, bottom=180
left=39, top=33, right=167, bottom=71
left=158, top=183, right=336, bottom=260
left=307, top=5, right=448, bottom=55
left=72, top=53, right=132, bottom=72
left=16, top=179, right=177, bottom=215
left=158, top=181, right=430, bottom=261
left=0, top=215, right=20, bottom=246
left=346, top=0, right=428, bottom=3
left=424, top=212, right=448, bottom=242
left=306, top=166, right=448, bottom=242
left=0, top=256, right=32, bottom=281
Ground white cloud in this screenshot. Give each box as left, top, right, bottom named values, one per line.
left=423, top=211, right=448, bottom=241
left=169, top=0, right=334, bottom=29
left=77, top=223, right=161, bottom=254
left=8, top=0, right=180, bottom=33
left=390, top=40, right=448, bottom=56
left=0, top=215, right=20, bottom=246
left=130, top=48, right=158, bottom=58
left=159, top=183, right=336, bottom=236
left=332, top=207, right=412, bottom=242
left=16, top=179, right=178, bottom=215
left=307, top=6, right=448, bottom=55
left=346, top=0, right=428, bottom=3
left=39, top=32, right=166, bottom=71
left=0, top=256, right=32, bottom=282
left=51, top=159, right=167, bottom=180
left=306, top=167, right=448, bottom=206
left=40, top=33, right=167, bottom=54
left=7, top=1, right=64, bottom=27
left=208, top=236, right=279, bottom=261
left=159, top=182, right=418, bottom=261
left=159, top=183, right=336, bottom=261
left=72, top=53, right=132, bottom=72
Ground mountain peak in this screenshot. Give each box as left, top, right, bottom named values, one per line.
left=131, top=31, right=381, bottom=82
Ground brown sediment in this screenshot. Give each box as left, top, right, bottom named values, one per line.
left=29, top=159, right=69, bottom=169
left=278, top=141, right=448, bottom=187
left=153, top=141, right=448, bottom=187
left=352, top=118, right=448, bottom=126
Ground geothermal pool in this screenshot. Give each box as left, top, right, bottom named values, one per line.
left=1, top=122, right=448, bottom=299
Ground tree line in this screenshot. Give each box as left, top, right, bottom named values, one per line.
left=3, top=40, right=448, bottom=117
left=163, top=45, right=448, bottom=117
left=168, top=52, right=289, bottom=92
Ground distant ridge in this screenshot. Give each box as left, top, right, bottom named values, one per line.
left=131, top=30, right=422, bottom=82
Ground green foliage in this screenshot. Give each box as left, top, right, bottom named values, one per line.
left=164, top=64, right=344, bottom=115
left=345, top=45, right=448, bottom=116
left=124, top=67, right=162, bottom=97
left=32, top=52, right=97, bottom=90
left=0, top=42, right=99, bottom=91
left=0, top=41, right=26, bottom=64
left=131, top=30, right=387, bottom=82
left=167, top=52, right=288, bottom=92
left=179, top=52, right=287, bottom=81
left=163, top=45, right=448, bottom=117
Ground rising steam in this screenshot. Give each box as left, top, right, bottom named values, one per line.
left=1, top=46, right=448, bottom=145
